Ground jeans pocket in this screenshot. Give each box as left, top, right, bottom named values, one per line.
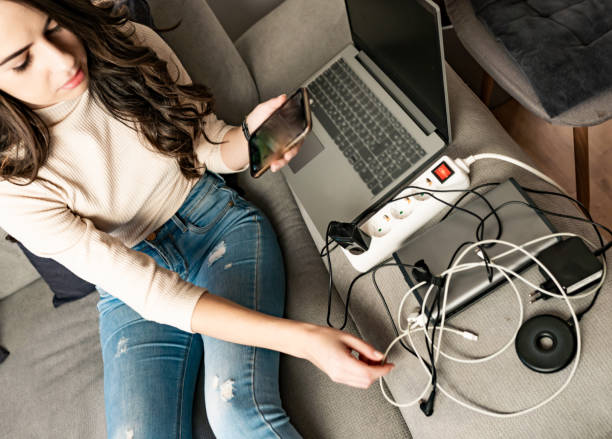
left=178, top=186, right=238, bottom=234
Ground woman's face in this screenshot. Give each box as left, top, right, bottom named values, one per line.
left=0, top=1, right=88, bottom=108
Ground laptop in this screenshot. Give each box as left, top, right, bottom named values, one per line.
left=282, top=0, right=451, bottom=239
left=393, top=179, right=560, bottom=321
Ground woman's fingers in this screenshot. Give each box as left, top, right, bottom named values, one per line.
left=348, top=353, right=394, bottom=380
left=270, top=160, right=287, bottom=172
left=283, top=145, right=300, bottom=161
left=305, top=325, right=394, bottom=389
left=342, top=333, right=386, bottom=363
left=336, top=343, right=394, bottom=386
left=337, top=352, right=394, bottom=388
left=269, top=143, right=302, bottom=172
left=261, top=94, right=288, bottom=114
left=246, top=94, right=288, bottom=132
left=339, top=335, right=395, bottom=387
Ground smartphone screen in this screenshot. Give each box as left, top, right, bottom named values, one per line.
left=249, top=88, right=310, bottom=177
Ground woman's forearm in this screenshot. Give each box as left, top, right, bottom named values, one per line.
left=190, top=290, right=314, bottom=359
left=191, top=290, right=395, bottom=388
left=220, top=126, right=249, bottom=171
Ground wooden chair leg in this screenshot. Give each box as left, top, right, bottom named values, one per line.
left=480, top=71, right=495, bottom=107
left=573, top=126, right=590, bottom=211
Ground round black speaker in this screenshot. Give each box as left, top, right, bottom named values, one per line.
left=515, top=315, right=577, bottom=373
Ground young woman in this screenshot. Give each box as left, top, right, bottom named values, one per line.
left=0, top=1, right=393, bottom=437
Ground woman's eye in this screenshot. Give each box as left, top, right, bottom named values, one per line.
left=46, top=23, right=62, bottom=34
left=13, top=54, right=31, bottom=73
left=11, top=20, right=61, bottom=74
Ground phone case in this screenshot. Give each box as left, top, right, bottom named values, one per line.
left=250, top=88, right=312, bottom=178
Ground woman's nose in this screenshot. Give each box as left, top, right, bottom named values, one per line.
left=38, top=38, right=75, bottom=72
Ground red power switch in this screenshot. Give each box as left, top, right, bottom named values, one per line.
left=432, top=161, right=454, bottom=183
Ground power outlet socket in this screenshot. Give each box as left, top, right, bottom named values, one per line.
left=343, top=156, right=470, bottom=272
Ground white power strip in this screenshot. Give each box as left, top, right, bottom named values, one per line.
left=343, top=156, right=470, bottom=272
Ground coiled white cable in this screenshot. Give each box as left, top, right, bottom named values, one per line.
left=378, top=232, right=602, bottom=417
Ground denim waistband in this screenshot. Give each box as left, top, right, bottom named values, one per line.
left=140, top=171, right=226, bottom=245
left=180, top=171, right=226, bottom=214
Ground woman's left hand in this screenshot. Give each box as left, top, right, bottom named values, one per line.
left=245, top=94, right=304, bottom=173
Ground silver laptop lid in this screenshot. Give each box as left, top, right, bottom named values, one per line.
left=345, top=0, right=451, bottom=144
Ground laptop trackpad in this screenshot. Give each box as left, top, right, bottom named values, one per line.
left=288, top=134, right=324, bottom=174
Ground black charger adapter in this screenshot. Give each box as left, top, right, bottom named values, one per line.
left=328, top=221, right=371, bottom=255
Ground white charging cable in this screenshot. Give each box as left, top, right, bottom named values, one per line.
left=378, top=232, right=601, bottom=417
left=453, top=153, right=567, bottom=195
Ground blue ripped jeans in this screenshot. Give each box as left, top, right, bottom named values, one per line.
left=96, top=172, right=301, bottom=439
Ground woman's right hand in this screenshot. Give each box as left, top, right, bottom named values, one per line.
left=299, top=324, right=394, bottom=389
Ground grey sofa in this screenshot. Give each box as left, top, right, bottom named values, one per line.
left=1, top=1, right=611, bottom=438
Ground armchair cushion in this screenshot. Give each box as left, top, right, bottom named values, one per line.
left=470, top=0, right=612, bottom=117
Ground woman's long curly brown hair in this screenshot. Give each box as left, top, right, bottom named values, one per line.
left=0, top=0, right=216, bottom=185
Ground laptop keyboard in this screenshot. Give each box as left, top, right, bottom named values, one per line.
left=307, top=58, right=426, bottom=195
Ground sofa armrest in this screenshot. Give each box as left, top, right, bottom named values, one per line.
left=235, top=0, right=352, bottom=100
left=147, top=0, right=259, bottom=124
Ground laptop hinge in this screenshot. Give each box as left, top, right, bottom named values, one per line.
left=356, top=50, right=436, bottom=136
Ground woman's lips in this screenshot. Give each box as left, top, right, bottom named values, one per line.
left=61, top=67, right=85, bottom=90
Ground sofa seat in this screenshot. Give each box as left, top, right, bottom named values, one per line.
left=3, top=0, right=611, bottom=438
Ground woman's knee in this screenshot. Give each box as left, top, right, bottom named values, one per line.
left=205, top=390, right=289, bottom=439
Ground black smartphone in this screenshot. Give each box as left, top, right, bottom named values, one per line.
left=249, top=87, right=312, bottom=178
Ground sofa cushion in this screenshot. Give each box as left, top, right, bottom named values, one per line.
left=147, top=0, right=259, bottom=125
left=235, top=0, right=352, bottom=100
left=0, top=279, right=105, bottom=438
left=206, top=0, right=286, bottom=41
left=0, top=229, right=40, bottom=300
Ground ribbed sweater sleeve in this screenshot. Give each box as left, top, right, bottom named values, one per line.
left=0, top=180, right=204, bottom=332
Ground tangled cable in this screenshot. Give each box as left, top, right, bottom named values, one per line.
left=378, top=232, right=606, bottom=417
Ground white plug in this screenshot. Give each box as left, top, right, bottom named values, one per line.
left=408, top=313, right=428, bottom=329
left=462, top=331, right=479, bottom=341
left=406, top=310, right=420, bottom=324
left=452, top=157, right=472, bottom=174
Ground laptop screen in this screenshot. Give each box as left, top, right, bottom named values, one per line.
left=346, top=0, right=449, bottom=143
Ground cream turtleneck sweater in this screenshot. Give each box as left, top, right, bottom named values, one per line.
left=0, top=23, right=243, bottom=332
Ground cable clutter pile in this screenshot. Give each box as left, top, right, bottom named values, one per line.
left=321, top=155, right=609, bottom=418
